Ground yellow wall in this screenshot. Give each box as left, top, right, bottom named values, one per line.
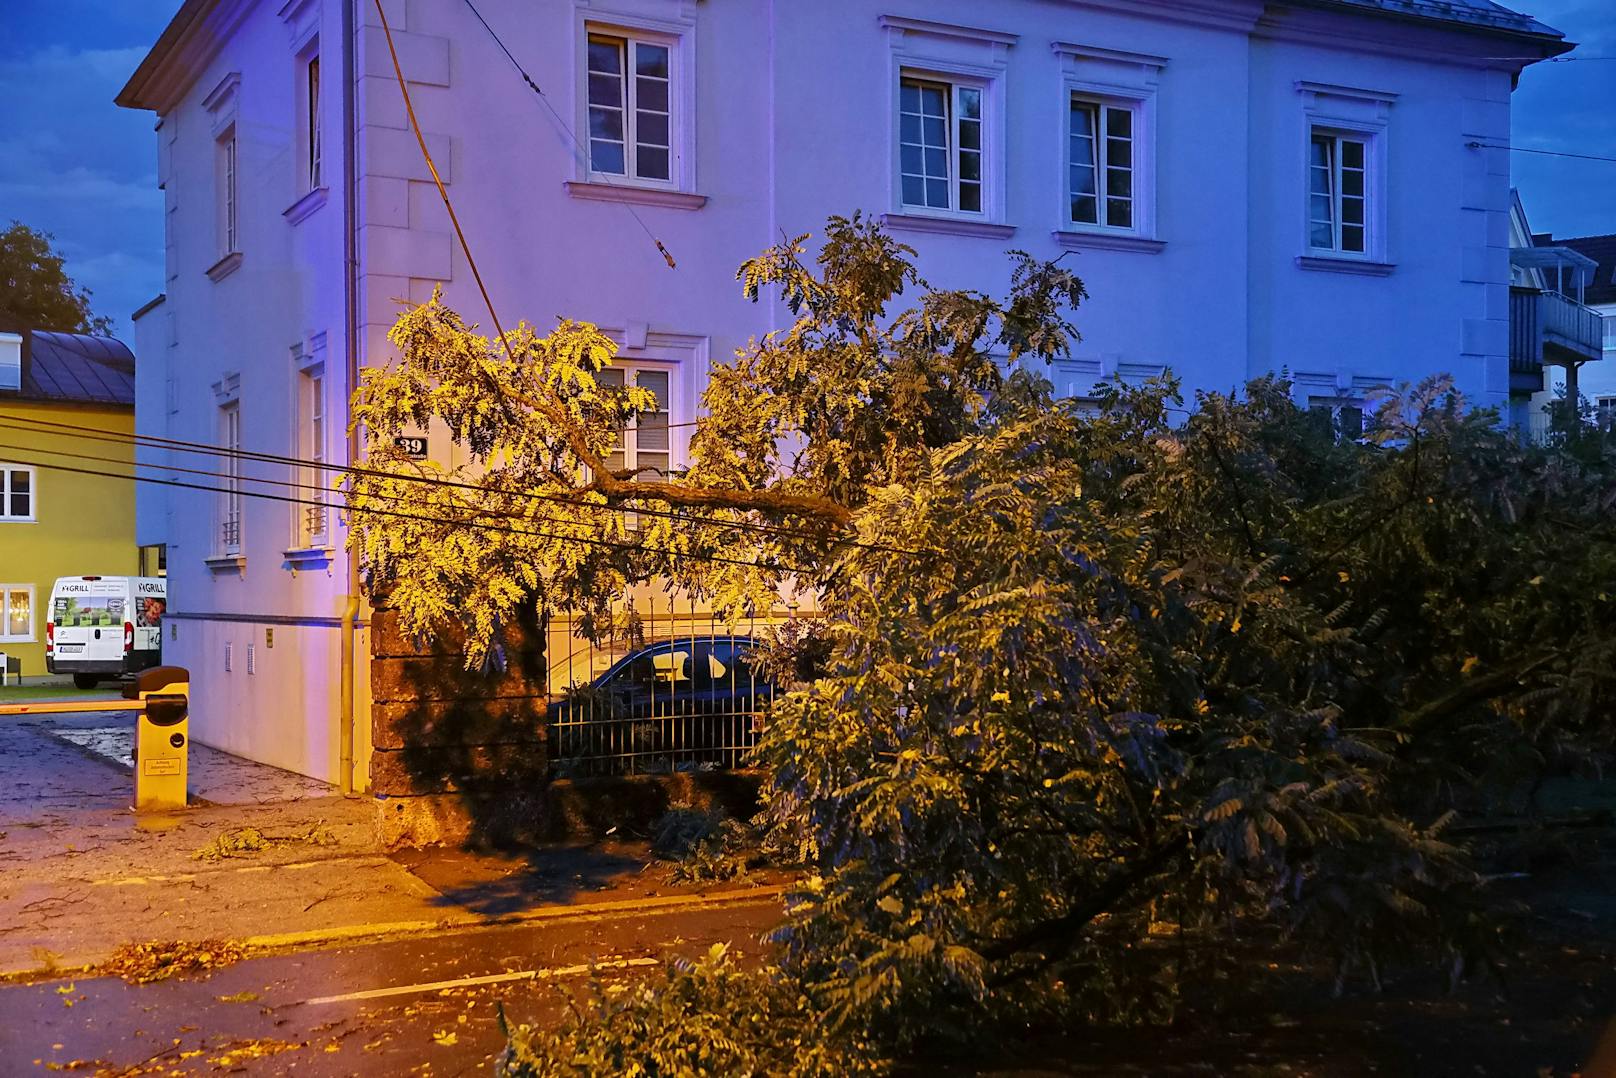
left=0, top=400, right=137, bottom=679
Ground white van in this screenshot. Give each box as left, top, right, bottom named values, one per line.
left=46, top=576, right=167, bottom=689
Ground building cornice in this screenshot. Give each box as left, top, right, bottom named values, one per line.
left=1055, top=0, right=1264, bottom=35
left=1255, top=3, right=1571, bottom=69
left=116, top=0, right=257, bottom=114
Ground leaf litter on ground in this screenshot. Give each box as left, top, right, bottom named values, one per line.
left=192, top=822, right=338, bottom=862
left=100, top=939, right=246, bottom=984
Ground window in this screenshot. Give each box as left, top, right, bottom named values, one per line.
left=218, top=129, right=239, bottom=255
left=0, top=465, right=34, bottom=521
left=1069, top=99, right=1134, bottom=229
left=586, top=33, right=672, bottom=182
left=899, top=77, right=982, bottom=213
left=0, top=586, right=32, bottom=642
left=1309, top=130, right=1368, bottom=255
left=219, top=404, right=242, bottom=554
left=304, top=53, right=322, bottom=190
left=1597, top=396, right=1616, bottom=429
left=597, top=366, right=672, bottom=480
left=296, top=366, right=328, bottom=547
left=1309, top=399, right=1365, bottom=441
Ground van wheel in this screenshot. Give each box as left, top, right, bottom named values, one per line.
left=73, top=674, right=99, bottom=690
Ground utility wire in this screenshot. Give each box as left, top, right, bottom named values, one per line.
left=0, top=411, right=907, bottom=553
left=0, top=448, right=816, bottom=575
left=459, top=0, right=677, bottom=269
left=1468, top=141, right=1616, bottom=164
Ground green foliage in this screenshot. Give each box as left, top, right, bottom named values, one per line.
left=0, top=221, right=112, bottom=335
left=496, top=945, right=887, bottom=1078
left=354, top=216, right=1616, bottom=1064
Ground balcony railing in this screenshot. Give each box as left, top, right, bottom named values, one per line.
left=1510, top=287, right=1604, bottom=394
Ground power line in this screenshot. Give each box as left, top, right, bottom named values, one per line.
left=459, top=0, right=677, bottom=270
left=0, top=410, right=902, bottom=553
left=1468, top=141, right=1616, bottom=164
left=0, top=447, right=817, bottom=575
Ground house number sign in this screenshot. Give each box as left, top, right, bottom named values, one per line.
left=393, top=436, right=429, bottom=459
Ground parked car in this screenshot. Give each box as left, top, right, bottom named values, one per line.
left=549, top=635, right=777, bottom=776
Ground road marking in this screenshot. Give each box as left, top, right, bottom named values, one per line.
left=302, top=956, right=661, bottom=1004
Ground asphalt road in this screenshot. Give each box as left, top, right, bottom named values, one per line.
left=0, top=894, right=785, bottom=1076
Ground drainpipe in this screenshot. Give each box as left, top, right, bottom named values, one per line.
left=338, top=0, right=361, bottom=797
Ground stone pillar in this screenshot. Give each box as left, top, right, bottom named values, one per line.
left=369, top=605, right=548, bottom=848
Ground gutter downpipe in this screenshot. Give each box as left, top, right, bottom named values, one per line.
left=339, top=0, right=361, bottom=797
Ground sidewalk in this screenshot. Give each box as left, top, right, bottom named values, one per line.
left=0, top=703, right=778, bottom=978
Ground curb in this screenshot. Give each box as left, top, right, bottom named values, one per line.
left=0, top=884, right=789, bottom=984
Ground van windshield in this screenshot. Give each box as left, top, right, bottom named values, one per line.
left=53, top=596, right=124, bottom=627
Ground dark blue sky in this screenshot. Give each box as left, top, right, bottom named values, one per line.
left=1, top=0, right=1611, bottom=343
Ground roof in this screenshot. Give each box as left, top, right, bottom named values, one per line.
left=118, top=0, right=1571, bottom=114
left=0, top=331, right=136, bottom=408
left=1548, top=235, right=1616, bottom=307
left=1298, top=0, right=1567, bottom=40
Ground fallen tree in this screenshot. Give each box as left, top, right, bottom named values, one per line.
left=348, top=216, right=1616, bottom=1071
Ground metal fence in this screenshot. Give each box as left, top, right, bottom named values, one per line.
left=546, top=591, right=819, bottom=778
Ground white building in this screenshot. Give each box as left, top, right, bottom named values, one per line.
left=117, top=0, right=1571, bottom=787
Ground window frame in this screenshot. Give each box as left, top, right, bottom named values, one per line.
left=218, top=403, right=242, bottom=556
left=1308, top=128, right=1370, bottom=257
left=0, top=584, right=35, bottom=644
left=0, top=464, right=37, bottom=523
left=217, top=126, right=240, bottom=258
left=594, top=361, right=679, bottom=482
left=294, top=360, right=329, bottom=548
left=897, top=74, right=986, bottom=216
left=893, top=66, right=996, bottom=221
left=1066, top=94, right=1146, bottom=234
left=576, top=16, right=694, bottom=193
left=301, top=47, right=323, bottom=193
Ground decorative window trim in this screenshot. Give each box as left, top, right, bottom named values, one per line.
left=0, top=584, right=36, bottom=644
left=1054, top=43, right=1164, bottom=244
left=0, top=464, right=38, bottom=523
left=1295, top=254, right=1396, bottom=276
left=1052, top=230, right=1165, bottom=254
left=574, top=8, right=697, bottom=194
left=217, top=401, right=243, bottom=559
left=202, top=71, right=241, bottom=138
left=205, top=251, right=245, bottom=282
left=1299, top=84, right=1393, bottom=265
left=214, top=124, right=241, bottom=263
left=882, top=213, right=1015, bottom=240
left=278, top=0, right=320, bottom=51
left=212, top=370, right=243, bottom=405
left=599, top=326, right=708, bottom=475
left=562, top=181, right=706, bottom=210
left=283, top=185, right=329, bottom=225
left=883, top=17, right=1012, bottom=226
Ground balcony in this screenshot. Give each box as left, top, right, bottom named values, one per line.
left=1508, top=286, right=1604, bottom=395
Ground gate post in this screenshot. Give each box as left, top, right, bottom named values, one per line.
left=368, top=604, right=549, bottom=848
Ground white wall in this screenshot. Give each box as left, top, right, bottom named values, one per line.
left=134, top=0, right=1548, bottom=778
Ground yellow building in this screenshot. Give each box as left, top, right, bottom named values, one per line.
left=0, top=330, right=138, bottom=681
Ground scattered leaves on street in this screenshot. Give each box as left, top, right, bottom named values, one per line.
left=432, top=1030, right=459, bottom=1047
left=215, top=990, right=260, bottom=1003
left=192, top=823, right=338, bottom=862
left=100, top=940, right=246, bottom=984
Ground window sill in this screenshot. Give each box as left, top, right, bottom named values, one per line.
left=1296, top=254, right=1395, bottom=277
left=881, top=213, right=1016, bottom=240
left=0, top=519, right=38, bottom=525
left=563, top=181, right=707, bottom=211
left=1053, top=229, right=1166, bottom=254
left=283, top=546, right=335, bottom=571
left=205, top=251, right=244, bottom=282
left=283, top=186, right=329, bottom=225
left=205, top=554, right=246, bottom=573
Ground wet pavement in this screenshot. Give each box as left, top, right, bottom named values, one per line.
left=0, top=894, right=784, bottom=1074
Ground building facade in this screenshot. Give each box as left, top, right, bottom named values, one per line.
left=117, top=0, right=1570, bottom=785
left=0, top=331, right=139, bottom=681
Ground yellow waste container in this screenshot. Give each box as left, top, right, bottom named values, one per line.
left=126, top=667, right=191, bottom=811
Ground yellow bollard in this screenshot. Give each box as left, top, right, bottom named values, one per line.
left=126, top=667, right=191, bottom=812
